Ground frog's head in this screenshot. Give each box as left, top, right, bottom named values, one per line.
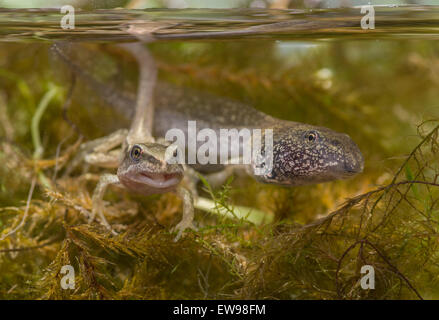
left=117, top=143, right=183, bottom=195
left=251, top=123, right=364, bottom=186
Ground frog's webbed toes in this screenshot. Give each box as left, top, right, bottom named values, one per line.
left=172, top=220, right=198, bottom=242
left=91, top=173, right=121, bottom=235
left=91, top=198, right=119, bottom=236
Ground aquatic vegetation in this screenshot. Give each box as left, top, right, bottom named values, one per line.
left=0, top=39, right=439, bottom=299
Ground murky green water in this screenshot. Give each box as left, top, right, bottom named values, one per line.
left=1, top=5, right=439, bottom=300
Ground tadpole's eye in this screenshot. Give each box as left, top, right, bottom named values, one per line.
left=305, top=131, right=319, bottom=142
left=130, top=145, right=142, bottom=161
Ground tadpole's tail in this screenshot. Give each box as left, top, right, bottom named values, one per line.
left=51, top=42, right=134, bottom=119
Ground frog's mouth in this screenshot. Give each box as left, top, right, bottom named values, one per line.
left=136, top=171, right=182, bottom=189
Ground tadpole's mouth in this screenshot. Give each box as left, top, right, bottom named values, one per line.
left=136, top=171, right=182, bottom=189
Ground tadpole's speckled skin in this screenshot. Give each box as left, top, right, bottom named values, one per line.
left=254, top=121, right=364, bottom=186
left=136, top=83, right=364, bottom=185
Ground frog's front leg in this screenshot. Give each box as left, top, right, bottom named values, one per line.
left=91, top=173, right=121, bottom=234
left=172, top=186, right=197, bottom=241
left=202, top=165, right=240, bottom=188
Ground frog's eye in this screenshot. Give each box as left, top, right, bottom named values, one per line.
left=305, top=130, right=319, bottom=143
left=130, top=145, right=143, bottom=161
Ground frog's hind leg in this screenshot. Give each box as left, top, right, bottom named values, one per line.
left=172, top=186, right=197, bottom=241
left=65, top=128, right=128, bottom=175
left=118, top=43, right=157, bottom=145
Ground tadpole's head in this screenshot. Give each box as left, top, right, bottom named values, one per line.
left=117, top=143, right=183, bottom=195
left=252, top=123, right=364, bottom=186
